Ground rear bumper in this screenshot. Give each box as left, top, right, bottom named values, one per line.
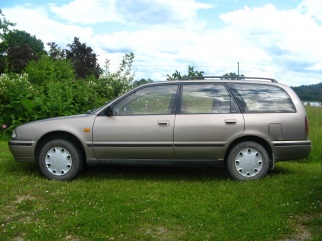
left=8, top=140, right=36, bottom=162
left=272, top=140, right=311, bottom=162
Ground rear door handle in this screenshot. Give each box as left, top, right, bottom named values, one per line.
left=225, top=119, right=237, bottom=125
left=158, top=120, right=170, bottom=127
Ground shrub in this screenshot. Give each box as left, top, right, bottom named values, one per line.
left=24, top=55, right=75, bottom=84
left=0, top=73, right=105, bottom=132
left=0, top=73, right=35, bottom=131
left=0, top=53, right=135, bottom=133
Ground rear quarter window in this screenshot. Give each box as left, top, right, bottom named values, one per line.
left=227, top=83, right=296, bottom=113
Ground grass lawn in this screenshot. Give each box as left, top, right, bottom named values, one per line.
left=0, top=106, right=321, bottom=241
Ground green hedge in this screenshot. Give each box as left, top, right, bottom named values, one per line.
left=0, top=73, right=107, bottom=133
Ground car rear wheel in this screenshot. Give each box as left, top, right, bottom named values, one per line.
left=39, top=139, right=83, bottom=181
left=227, top=141, right=269, bottom=181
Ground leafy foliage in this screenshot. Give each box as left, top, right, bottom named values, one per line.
left=0, top=29, right=45, bottom=54
left=0, top=11, right=138, bottom=132
left=0, top=30, right=46, bottom=73
left=47, top=42, right=64, bottom=60
left=221, top=72, right=245, bottom=80
left=64, top=37, right=102, bottom=79
left=24, top=55, right=75, bottom=84
left=94, top=53, right=135, bottom=100
left=0, top=74, right=35, bottom=130
left=291, top=82, right=322, bottom=102
left=133, top=78, right=154, bottom=87
left=0, top=9, right=16, bottom=39
left=0, top=51, right=135, bottom=131
left=167, top=66, right=204, bottom=80
left=6, top=44, right=38, bottom=73
left=0, top=73, right=101, bottom=131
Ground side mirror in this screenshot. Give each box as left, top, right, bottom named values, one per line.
left=105, top=105, right=114, bottom=117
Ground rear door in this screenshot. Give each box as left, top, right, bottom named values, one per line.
left=174, top=83, right=245, bottom=160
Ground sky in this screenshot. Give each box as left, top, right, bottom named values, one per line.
left=1, top=0, right=322, bottom=86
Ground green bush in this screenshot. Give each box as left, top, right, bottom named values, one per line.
left=0, top=53, right=135, bottom=133
left=0, top=73, right=105, bottom=132
left=0, top=73, right=35, bottom=132
left=24, top=55, right=75, bottom=84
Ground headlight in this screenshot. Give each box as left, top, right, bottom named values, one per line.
left=12, top=129, right=17, bottom=138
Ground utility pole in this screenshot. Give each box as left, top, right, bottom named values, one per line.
left=237, top=62, right=240, bottom=76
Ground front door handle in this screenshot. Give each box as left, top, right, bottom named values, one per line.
left=225, top=119, right=237, bottom=125
left=157, top=120, right=170, bottom=127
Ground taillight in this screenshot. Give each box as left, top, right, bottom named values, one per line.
left=305, top=115, right=309, bottom=139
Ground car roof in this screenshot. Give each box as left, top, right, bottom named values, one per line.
left=141, top=76, right=280, bottom=86
left=179, top=76, right=278, bottom=83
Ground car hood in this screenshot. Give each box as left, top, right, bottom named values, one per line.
left=15, top=114, right=97, bottom=140
left=24, top=114, right=91, bottom=124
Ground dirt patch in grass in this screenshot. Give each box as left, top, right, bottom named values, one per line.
left=292, top=216, right=311, bottom=241
left=283, top=212, right=322, bottom=241
left=141, top=225, right=185, bottom=240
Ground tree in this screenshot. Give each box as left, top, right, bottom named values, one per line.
left=167, top=66, right=204, bottom=80
left=64, top=37, right=102, bottom=79
left=292, top=83, right=322, bottom=101
left=133, top=78, right=153, bottom=87
left=0, top=29, right=46, bottom=73
left=92, top=53, right=135, bottom=100
left=221, top=72, right=244, bottom=80
left=7, top=44, right=38, bottom=73
left=0, top=29, right=45, bottom=54
left=0, top=9, right=15, bottom=38
left=47, top=42, right=64, bottom=60
left=0, top=10, right=15, bottom=73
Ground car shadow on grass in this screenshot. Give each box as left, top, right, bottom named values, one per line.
left=6, top=160, right=298, bottom=182
left=81, top=164, right=232, bottom=182
left=269, top=165, right=295, bottom=176
left=3, top=159, right=231, bottom=181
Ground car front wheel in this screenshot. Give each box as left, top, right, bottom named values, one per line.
left=227, top=141, right=269, bottom=181
left=39, top=139, right=83, bottom=181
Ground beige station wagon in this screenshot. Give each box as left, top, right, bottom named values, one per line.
left=8, top=76, right=311, bottom=181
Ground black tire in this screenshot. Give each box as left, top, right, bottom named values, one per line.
left=39, top=139, right=83, bottom=181
left=227, top=141, right=269, bottom=181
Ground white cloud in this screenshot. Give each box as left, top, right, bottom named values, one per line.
left=218, top=4, right=322, bottom=84
left=2, top=1, right=322, bottom=86
left=297, top=0, right=322, bottom=21
left=49, top=0, right=123, bottom=25
left=4, top=6, right=95, bottom=49
left=49, top=0, right=212, bottom=28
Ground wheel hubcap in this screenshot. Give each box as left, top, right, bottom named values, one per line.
left=45, top=147, right=72, bottom=176
left=234, top=148, right=263, bottom=177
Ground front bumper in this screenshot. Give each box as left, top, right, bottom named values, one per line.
left=8, top=140, right=36, bottom=162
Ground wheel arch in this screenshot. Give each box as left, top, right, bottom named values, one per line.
left=35, top=131, right=86, bottom=163
left=224, top=136, right=273, bottom=163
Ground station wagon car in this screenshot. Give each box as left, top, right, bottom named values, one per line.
left=8, top=76, right=312, bottom=181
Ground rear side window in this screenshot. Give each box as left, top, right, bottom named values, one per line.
left=227, top=83, right=296, bottom=113
left=180, top=84, right=239, bottom=114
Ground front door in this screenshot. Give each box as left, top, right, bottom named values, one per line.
left=92, top=84, right=179, bottom=160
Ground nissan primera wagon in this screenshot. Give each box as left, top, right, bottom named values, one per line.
left=9, top=76, right=311, bottom=181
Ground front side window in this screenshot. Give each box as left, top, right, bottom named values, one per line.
left=180, top=84, right=238, bottom=114
left=114, top=84, right=178, bottom=115
left=227, top=83, right=296, bottom=113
